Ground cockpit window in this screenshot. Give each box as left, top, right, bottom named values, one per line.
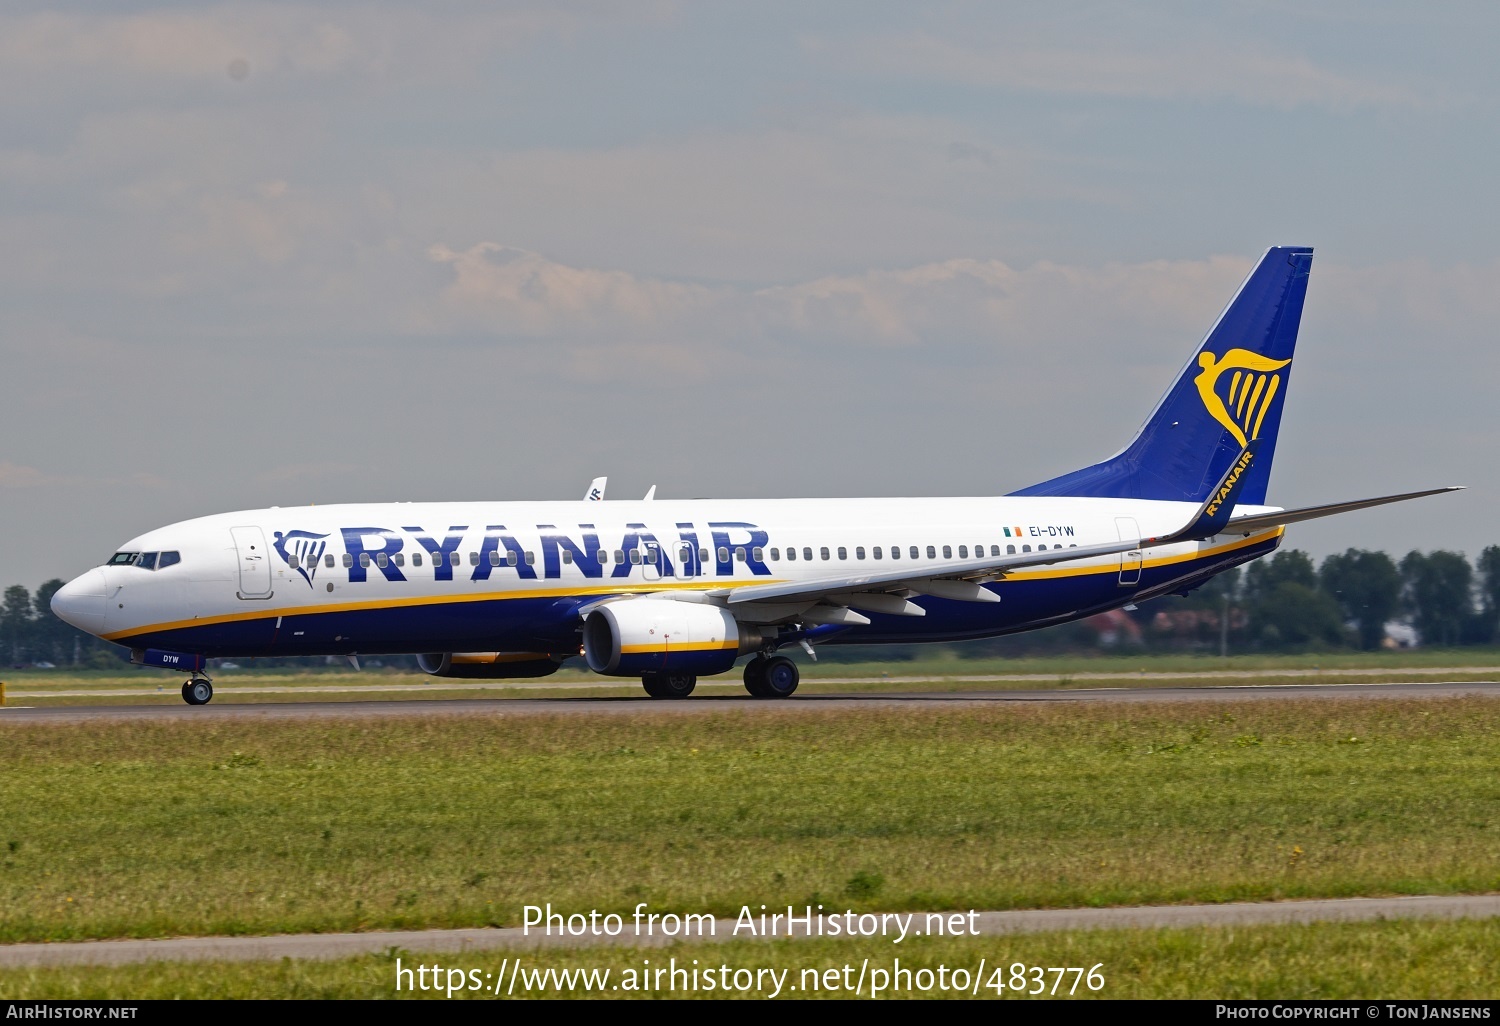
left=158, top=551, right=180, bottom=569
left=137, top=552, right=158, bottom=570
left=108, top=552, right=139, bottom=566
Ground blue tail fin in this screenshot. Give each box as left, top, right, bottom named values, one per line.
left=1012, top=246, right=1313, bottom=505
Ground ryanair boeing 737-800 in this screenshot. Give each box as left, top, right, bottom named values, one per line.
left=50, top=247, right=1458, bottom=704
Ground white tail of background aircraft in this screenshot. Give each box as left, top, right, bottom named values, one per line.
left=51, top=247, right=1459, bottom=703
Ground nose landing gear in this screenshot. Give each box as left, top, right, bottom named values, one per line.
left=181, top=675, right=214, bottom=705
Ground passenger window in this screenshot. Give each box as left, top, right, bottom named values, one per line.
left=360, top=553, right=372, bottom=568
left=958, top=545, right=968, bottom=558
left=856, top=546, right=865, bottom=560
left=489, top=550, right=501, bottom=566
left=873, top=546, right=883, bottom=559
left=819, top=547, right=830, bottom=561
left=525, top=551, right=535, bottom=565
left=786, top=547, right=796, bottom=561
left=752, top=547, right=764, bottom=562
left=598, top=550, right=609, bottom=564
left=942, top=545, right=952, bottom=559
left=1007, top=545, right=1016, bottom=555
left=630, top=549, right=642, bottom=565
left=506, top=551, right=519, bottom=567
left=837, top=547, right=847, bottom=560
left=680, top=544, right=694, bottom=562
left=343, top=553, right=353, bottom=568
left=158, top=551, right=181, bottom=569
left=288, top=554, right=301, bottom=570
left=413, top=553, right=423, bottom=567
left=449, top=552, right=460, bottom=567
left=613, top=550, right=625, bottom=564
left=770, top=547, right=780, bottom=561
left=735, top=547, right=746, bottom=562
left=926, top=545, right=936, bottom=559
left=1022, top=544, right=1031, bottom=553
left=717, top=546, right=730, bottom=564
left=324, top=553, right=334, bottom=568
left=910, top=546, right=920, bottom=559
left=991, top=545, right=1001, bottom=557
left=699, top=547, right=710, bottom=563
left=1037, top=544, right=1046, bottom=551
left=803, top=547, right=813, bottom=561
left=562, top=550, right=574, bottom=564
left=376, top=552, right=389, bottom=568
left=890, top=546, right=900, bottom=560
left=394, top=553, right=404, bottom=567
left=469, top=552, right=479, bottom=566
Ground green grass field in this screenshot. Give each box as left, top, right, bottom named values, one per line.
left=5, top=647, right=1500, bottom=705
left=2, top=698, right=1498, bottom=944
left=4, top=919, right=1498, bottom=999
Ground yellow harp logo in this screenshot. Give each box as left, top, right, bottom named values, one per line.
left=1194, top=349, right=1291, bottom=448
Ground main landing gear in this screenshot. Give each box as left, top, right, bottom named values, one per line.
left=742, top=655, right=799, bottom=698
left=641, top=672, right=697, bottom=699
left=181, top=675, right=214, bottom=706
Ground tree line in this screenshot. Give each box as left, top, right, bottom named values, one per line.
left=6, top=547, right=1500, bottom=668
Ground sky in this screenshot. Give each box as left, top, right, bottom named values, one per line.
left=2, top=1, right=1497, bottom=588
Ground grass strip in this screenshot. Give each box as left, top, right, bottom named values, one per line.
left=2, top=698, right=1498, bottom=943
left=3, top=919, right=1497, bottom=999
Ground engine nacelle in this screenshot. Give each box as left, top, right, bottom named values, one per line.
left=583, top=600, right=761, bottom=677
left=416, top=652, right=565, bottom=679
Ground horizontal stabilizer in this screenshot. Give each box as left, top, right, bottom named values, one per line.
left=1224, top=486, right=1463, bottom=535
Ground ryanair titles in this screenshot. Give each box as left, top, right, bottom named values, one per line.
left=273, top=522, right=771, bottom=588
left=1204, top=448, right=1256, bottom=519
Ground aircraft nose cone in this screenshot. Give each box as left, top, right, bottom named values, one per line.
left=51, top=568, right=108, bottom=636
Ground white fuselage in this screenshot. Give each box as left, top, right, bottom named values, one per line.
left=51, top=495, right=1282, bottom=660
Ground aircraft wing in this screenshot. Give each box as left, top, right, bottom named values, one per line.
left=711, top=476, right=1461, bottom=622
left=713, top=536, right=1146, bottom=613
left=1223, top=486, right=1463, bottom=535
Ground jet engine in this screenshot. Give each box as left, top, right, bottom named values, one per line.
left=416, top=652, right=565, bottom=679
left=582, top=600, right=763, bottom=677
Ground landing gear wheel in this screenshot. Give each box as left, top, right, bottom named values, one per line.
left=761, top=656, right=800, bottom=698
left=743, top=656, right=770, bottom=697
left=182, top=678, right=213, bottom=705
left=642, top=672, right=696, bottom=699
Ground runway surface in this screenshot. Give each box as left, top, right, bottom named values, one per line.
left=2, top=680, right=1498, bottom=722
left=2, top=895, right=1496, bottom=967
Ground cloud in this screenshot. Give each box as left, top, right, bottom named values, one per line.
left=823, top=32, right=1427, bottom=112
left=0, top=462, right=54, bottom=488
left=425, top=242, right=1255, bottom=359
left=0, top=5, right=635, bottom=87
left=426, top=243, right=720, bottom=336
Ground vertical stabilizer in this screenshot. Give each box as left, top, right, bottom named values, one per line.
left=1012, top=246, right=1312, bottom=505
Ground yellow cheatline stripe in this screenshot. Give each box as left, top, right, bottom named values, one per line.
left=105, top=530, right=1284, bottom=642
left=999, top=528, right=1281, bottom=583
left=620, top=640, right=738, bottom=654
left=1252, top=374, right=1281, bottom=441
left=103, top=577, right=787, bottom=642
